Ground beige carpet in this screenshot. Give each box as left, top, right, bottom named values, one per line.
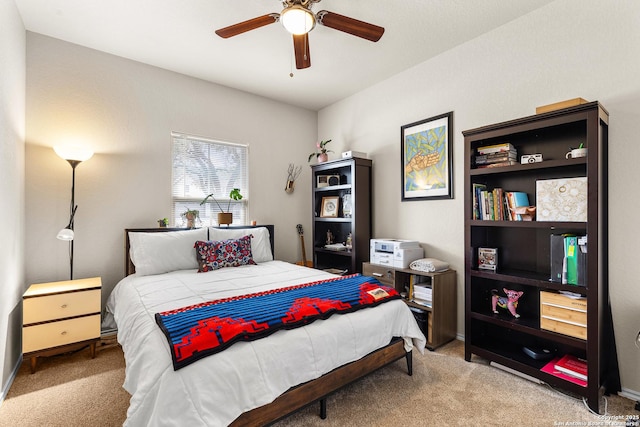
left=0, top=340, right=636, bottom=426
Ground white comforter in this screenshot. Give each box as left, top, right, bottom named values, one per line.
left=107, top=261, right=426, bottom=426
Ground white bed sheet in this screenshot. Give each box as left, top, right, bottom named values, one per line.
left=107, top=261, right=426, bottom=426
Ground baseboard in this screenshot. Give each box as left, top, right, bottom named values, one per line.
left=489, top=361, right=544, bottom=384
left=0, top=357, right=22, bottom=408
left=619, top=387, right=640, bottom=403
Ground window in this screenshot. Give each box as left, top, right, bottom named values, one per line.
left=171, top=132, right=248, bottom=227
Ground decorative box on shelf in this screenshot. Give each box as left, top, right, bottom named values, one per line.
left=540, top=291, right=587, bottom=340
left=535, top=98, right=589, bottom=114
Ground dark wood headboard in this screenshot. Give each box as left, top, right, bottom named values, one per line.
left=124, top=225, right=275, bottom=276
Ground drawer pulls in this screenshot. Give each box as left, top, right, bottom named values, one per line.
left=61, top=331, right=68, bottom=335
left=61, top=304, right=68, bottom=309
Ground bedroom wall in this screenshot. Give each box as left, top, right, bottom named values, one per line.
left=24, top=33, right=317, bottom=313
left=318, top=0, right=640, bottom=398
left=0, top=0, right=26, bottom=402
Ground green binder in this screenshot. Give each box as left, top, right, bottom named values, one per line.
left=564, top=236, right=579, bottom=285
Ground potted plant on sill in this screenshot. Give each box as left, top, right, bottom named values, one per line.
left=308, top=139, right=332, bottom=163
left=200, top=188, right=243, bottom=226
left=181, top=209, right=199, bottom=229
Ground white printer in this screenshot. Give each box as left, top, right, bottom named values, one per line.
left=370, top=239, right=424, bottom=269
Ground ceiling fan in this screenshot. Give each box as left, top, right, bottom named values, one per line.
left=215, top=0, right=385, bottom=70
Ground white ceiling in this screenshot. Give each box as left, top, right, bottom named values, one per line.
left=15, top=0, right=555, bottom=111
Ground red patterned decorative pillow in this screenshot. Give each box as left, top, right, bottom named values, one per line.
left=194, top=235, right=256, bottom=272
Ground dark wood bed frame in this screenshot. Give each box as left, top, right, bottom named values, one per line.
left=123, top=226, right=412, bottom=425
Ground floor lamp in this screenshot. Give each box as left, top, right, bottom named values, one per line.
left=54, top=146, right=93, bottom=281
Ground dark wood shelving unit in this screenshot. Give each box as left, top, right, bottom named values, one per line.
left=311, top=157, right=372, bottom=274
left=463, top=101, right=619, bottom=413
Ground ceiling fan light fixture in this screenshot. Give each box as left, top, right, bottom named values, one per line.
left=281, top=5, right=315, bottom=35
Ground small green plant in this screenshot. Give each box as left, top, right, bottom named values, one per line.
left=158, top=218, right=169, bottom=227
left=181, top=208, right=199, bottom=219
left=200, top=188, right=243, bottom=213
left=308, top=139, right=333, bottom=162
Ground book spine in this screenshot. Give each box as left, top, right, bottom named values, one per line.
left=475, top=160, right=518, bottom=168
left=474, top=153, right=517, bottom=164
left=554, top=366, right=588, bottom=381
left=476, top=143, right=515, bottom=154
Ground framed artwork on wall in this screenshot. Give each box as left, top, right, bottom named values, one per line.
left=401, top=111, right=453, bottom=201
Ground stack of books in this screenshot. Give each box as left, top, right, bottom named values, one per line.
left=540, top=354, right=587, bottom=387
left=474, top=143, right=517, bottom=168
left=413, top=283, right=432, bottom=307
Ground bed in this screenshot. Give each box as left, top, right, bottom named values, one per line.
left=106, top=225, right=426, bottom=426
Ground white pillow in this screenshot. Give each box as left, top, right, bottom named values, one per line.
left=208, top=226, right=273, bottom=263
left=129, top=228, right=208, bottom=276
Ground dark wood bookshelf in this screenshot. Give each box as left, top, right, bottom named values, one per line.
left=311, top=157, right=372, bottom=274
left=463, top=101, right=619, bottom=413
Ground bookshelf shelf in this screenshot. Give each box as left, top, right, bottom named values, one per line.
left=469, top=157, right=587, bottom=176
left=463, top=101, right=619, bottom=414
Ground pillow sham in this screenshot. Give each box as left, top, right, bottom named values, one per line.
left=194, top=235, right=257, bottom=272
left=208, top=226, right=273, bottom=263
left=128, top=228, right=207, bottom=276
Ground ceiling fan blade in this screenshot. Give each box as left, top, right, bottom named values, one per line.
left=215, top=13, right=279, bottom=38
left=293, top=34, right=311, bottom=69
left=317, top=10, right=384, bottom=42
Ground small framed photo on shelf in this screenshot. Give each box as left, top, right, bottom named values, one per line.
left=478, top=247, right=498, bottom=271
left=320, top=196, right=340, bottom=218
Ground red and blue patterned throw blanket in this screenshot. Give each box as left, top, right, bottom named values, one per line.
left=155, top=274, right=399, bottom=370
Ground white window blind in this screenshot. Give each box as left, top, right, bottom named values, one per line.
left=171, top=132, right=248, bottom=227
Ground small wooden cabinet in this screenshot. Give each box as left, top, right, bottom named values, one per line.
left=363, top=262, right=456, bottom=350
left=23, top=277, right=102, bottom=373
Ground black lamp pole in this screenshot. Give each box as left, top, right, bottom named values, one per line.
left=66, top=159, right=80, bottom=280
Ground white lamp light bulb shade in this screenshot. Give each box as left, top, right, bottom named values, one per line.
left=281, top=5, right=315, bottom=35
left=54, top=145, right=94, bottom=162
left=57, top=228, right=75, bottom=241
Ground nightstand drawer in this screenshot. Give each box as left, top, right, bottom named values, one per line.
left=23, top=314, right=101, bottom=354
left=23, top=289, right=101, bottom=324
left=362, top=263, right=395, bottom=287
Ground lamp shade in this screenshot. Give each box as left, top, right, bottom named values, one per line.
left=281, top=5, right=315, bottom=35
left=54, top=145, right=94, bottom=162
left=57, top=227, right=75, bottom=241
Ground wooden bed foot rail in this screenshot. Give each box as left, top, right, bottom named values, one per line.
left=231, top=338, right=409, bottom=426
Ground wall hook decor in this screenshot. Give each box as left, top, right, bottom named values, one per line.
left=285, top=163, right=302, bottom=193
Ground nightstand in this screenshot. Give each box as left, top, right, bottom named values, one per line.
left=22, top=277, right=102, bottom=373
left=363, top=263, right=456, bottom=350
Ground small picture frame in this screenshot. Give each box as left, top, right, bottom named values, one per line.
left=320, top=196, right=340, bottom=218
left=478, top=247, right=498, bottom=271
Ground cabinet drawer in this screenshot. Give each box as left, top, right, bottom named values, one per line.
left=540, top=291, right=587, bottom=311
left=540, top=291, right=587, bottom=340
left=363, top=263, right=395, bottom=286
left=540, top=317, right=587, bottom=340
left=23, top=289, right=101, bottom=324
left=541, top=303, right=587, bottom=325
left=23, top=314, right=101, bottom=353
